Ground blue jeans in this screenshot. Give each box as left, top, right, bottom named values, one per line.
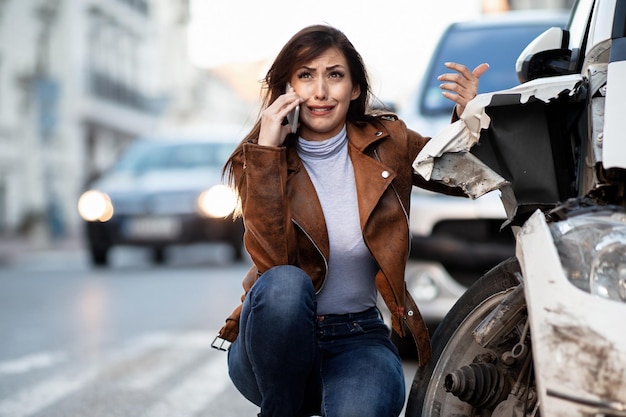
left=227, top=265, right=405, bottom=417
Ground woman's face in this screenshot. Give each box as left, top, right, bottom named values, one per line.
left=289, top=47, right=361, bottom=141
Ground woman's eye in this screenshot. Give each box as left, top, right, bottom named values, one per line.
left=329, top=71, right=345, bottom=79
left=297, top=71, right=312, bottom=79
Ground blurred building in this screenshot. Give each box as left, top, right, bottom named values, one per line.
left=0, top=0, right=576, bottom=246
left=0, top=0, right=245, bottom=245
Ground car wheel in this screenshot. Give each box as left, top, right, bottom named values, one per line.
left=405, top=257, right=521, bottom=416
left=89, top=244, right=110, bottom=267
left=152, top=247, right=166, bottom=264
left=231, top=241, right=244, bottom=262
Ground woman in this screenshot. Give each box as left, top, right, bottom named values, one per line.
left=215, top=24, right=488, bottom=417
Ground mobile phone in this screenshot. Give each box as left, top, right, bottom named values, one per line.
left=286, top=83, right=300, bottom=134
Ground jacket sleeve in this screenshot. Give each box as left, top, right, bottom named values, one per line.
left=216, top=143, right=299, bottom=343
left=238, top=143, right=297, bottom=271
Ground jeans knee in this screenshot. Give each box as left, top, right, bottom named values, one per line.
left=249, top=265, right=315, bottom=315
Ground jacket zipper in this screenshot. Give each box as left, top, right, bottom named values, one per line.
left=292, top=218, right=328, bottom=295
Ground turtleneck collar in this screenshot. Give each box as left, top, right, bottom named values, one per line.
left=297, top=125, right=348, bottom=160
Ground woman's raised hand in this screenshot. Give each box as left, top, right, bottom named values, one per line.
left=438, top=62, right=489, bottom=117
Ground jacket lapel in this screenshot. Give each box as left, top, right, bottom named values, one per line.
left=347, top=123, right=396, bottom=230
left=348, top=122, right=404, bottom=313
left=286, top=145, right=330, bottom=261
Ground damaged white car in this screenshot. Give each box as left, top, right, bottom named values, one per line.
left=406, top=0, right=626, bottom=416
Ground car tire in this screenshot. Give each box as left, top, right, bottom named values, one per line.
left=89, top=244, right=110, bottom=267
left=405, top=257, right=521, bottom=417
left=152, top=247, right=166, bottom=264
left=231, top=241, right=244, bottom=262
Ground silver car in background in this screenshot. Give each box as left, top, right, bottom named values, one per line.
left=77, top=127, right=244, bottom=267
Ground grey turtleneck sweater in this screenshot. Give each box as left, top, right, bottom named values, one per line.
left=297, top=125, right=378, bottom=315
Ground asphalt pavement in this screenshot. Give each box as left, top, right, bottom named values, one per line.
left=0, top=233, right=86, bottom=268
left=0, top=231, right=241, bottom=270
left=0, top=236, right=416, bottom=417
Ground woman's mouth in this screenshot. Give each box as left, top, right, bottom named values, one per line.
left=308, top=105, right=334, bottom=115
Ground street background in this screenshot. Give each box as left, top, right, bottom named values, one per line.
left=0, top=1, right=573, bottom=416
left=0, top=0, right=571, bottom=249
left=0, top=241, right=417, bottom=417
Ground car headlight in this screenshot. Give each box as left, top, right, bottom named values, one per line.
left=551, top=211, right=626, bottom=303
left=78, top=190, right=114, bottom=222
left=197, top=184, right=238, bottom=218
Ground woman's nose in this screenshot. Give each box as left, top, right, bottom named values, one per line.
left=313, top=79, right=328, bottom=100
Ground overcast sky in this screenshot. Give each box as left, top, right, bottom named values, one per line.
left=187, top=0, right=483, bottom=105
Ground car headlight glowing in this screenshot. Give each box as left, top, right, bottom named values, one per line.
left=551, top=212, right=626, bottom=303
left=78, top=190, right=114, bottom=222
left=198, top=184, right=238, bottom=218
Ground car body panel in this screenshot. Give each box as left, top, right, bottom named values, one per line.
left=518, top=210, right=626, bottom=416
left=603, top=57, right=626, bottom=169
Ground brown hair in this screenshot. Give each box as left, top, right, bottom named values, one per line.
left=223, top=25, right=376, bottom=190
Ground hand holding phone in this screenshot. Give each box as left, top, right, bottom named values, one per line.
left=285, top=83, right=300, bottom=134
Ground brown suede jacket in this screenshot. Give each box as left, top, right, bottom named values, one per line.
left=217, top=114, right=464, bottom=367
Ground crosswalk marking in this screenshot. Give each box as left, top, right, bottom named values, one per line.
left=0, top=330, right=413, bottom=417
left=0, top=351, right=67, bottom=375
left=116, top=345, right=206, bottom=391
left=142, top=353, right=229, bottom=417
left=0, top=366, right=98, bottom=417
left=0, top=330, right=233, bottom=417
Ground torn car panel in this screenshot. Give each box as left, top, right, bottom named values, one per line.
left=413, top=74, right=585, bottom=222
left=426, top=152, right=508, bottom=200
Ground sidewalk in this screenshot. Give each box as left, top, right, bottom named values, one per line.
left=0, top=233, right=85, bottom=267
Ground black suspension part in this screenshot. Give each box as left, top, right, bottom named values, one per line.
left=444, top=362, right=510, bottom=409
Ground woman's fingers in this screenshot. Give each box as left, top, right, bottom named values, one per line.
left=438, top=62, right=489, bottom=116
left=472, top=62, right=490, bottom=79
left=258, top=91, right=301, bottom=146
